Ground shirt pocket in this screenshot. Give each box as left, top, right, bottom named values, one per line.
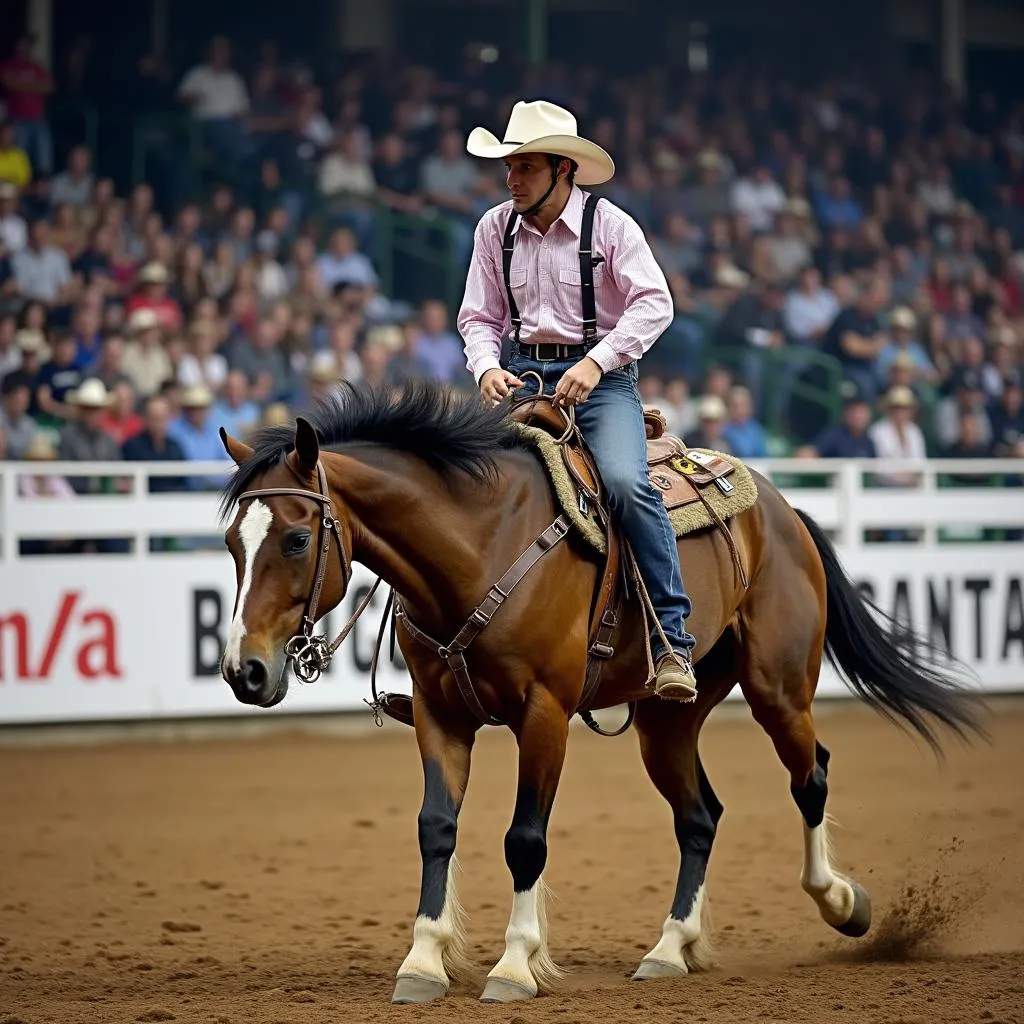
left=508, top=267, right=528, bottom=308
left=558, top=264, right=605, bottom=287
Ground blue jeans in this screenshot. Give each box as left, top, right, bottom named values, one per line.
left=507, top=353, right=696, bottom=658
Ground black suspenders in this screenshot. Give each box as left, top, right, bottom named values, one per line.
left=502, top=192, right=600, bottom=349
left=579, top=192, right=599, bottom=344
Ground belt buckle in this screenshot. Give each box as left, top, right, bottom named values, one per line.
left=535, top=343, right=559, bottom=361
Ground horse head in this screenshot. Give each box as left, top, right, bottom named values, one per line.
left=218, top=417, right=352, bottom=708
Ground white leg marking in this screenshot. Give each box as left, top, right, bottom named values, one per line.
left=487, top=878, right=563, bottom=995
left=640, top=883, right=707, bottom=974
left=801, top=817, right=855, bottom=926
left=223, top=500, right=273, bottom=673
left=396, top=858, right=468, bottom=988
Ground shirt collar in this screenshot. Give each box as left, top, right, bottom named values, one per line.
left=519, top=185, right=585, bottom=238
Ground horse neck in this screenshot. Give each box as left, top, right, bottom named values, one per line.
left=324, top=446, right=516, bottom=627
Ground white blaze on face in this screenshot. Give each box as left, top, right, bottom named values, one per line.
left=224, top=500, right=273, bottom=673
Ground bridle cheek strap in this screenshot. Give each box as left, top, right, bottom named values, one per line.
left=237, top=460, right=373, bottom=684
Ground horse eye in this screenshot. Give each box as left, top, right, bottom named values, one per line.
left=285, top=532, right=310, bottom=555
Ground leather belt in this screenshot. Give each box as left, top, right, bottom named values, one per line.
left=519, top=341, right=590, bottom=362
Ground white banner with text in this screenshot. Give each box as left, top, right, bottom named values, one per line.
left=1, top=547, right=1020, bottom=724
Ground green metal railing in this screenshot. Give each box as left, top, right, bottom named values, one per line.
left=48, top=100, right=98, bottom=167
left=372, top=204, right=462, bottom=313
left=701, top=344, right=844, bottom=442
left=130, top=113, right=203, bottom=194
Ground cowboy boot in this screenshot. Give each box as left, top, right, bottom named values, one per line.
left=654, top=650, right=698, bottom=702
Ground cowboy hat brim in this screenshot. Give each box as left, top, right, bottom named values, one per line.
left=466, top=127, right=615, bottom=185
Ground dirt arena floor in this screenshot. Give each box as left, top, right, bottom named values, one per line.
left=0, top=698, right=1022, bottom=1024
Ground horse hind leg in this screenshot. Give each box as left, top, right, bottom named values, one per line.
left=741, top=645, right=872, bottom=938
left=792, top=741, right=872, bottom=936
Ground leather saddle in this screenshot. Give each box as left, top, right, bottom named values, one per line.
left=506, top=392, right=737, bottom=724
left=508, top=395, right=737, bottom=517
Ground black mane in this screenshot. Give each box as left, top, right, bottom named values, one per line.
left=219, top=379, right=528, bottom=519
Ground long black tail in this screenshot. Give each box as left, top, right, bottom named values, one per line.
left=795, top=508, right=987, bottom=754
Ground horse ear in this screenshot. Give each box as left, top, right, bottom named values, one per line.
left=220, top=427, right=254, bottom=466
left=292, top=416, right=320, bottom=478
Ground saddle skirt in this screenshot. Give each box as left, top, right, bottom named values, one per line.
left=509, top=398, right=759, bottom=556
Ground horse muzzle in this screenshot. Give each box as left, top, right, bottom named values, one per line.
left=222, top=651, right=289, bottom=708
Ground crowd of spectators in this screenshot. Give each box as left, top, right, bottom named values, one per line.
left=1, top=28, right=1023, bottom=504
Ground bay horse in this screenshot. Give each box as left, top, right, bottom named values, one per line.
left=217, top=379, right=982, bottom=1005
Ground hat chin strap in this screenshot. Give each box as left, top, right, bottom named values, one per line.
left=519, top=156, right=562, bottom=218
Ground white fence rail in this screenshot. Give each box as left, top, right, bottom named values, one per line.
left=0, top=457, right=1021, bottom=724
left=1, top=458, right=1021, bottom=560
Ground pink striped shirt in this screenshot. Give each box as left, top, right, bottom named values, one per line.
left=457, top=185, right=674, bottom=382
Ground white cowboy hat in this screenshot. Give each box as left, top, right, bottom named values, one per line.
left=14, top=328, right=49, bottom=356
left=137, top=261, right=170, bottom=285
left=466, top=100, right=615, bottom=186
left=307, top=351, right=340, bottom=383
left=180, top=385, right=214, bottom=408
left=883, top=385, right=917, bottom=409
left=128, top=307, right=161, bottom=334
left=698, top=394, right=727, bottom=421
left=890, top=307, right=917, bottom=331
left=69, top=378, right=113, bottom=408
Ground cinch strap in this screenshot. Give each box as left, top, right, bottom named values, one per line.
left=501, top=192, right=601, bottom=349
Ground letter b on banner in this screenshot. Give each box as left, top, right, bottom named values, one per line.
left=193, top=589, right=224, bottom=677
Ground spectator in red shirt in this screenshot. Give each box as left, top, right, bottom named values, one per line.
left=0, top=34, right=53, bottom=176
left=124, top=261, right=183, bottom=331
left=98, top=380, right=143, bottom=446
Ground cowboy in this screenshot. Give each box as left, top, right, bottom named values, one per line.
left=457, top=100, right=698, bottom=701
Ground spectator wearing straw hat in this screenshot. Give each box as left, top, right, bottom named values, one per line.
left=122, top=307, right=172, bottom=397
left=163, top=384, right=231, bottom=495
left=167, top=386, right=230, bottom=489
left=876, top=307, right=938, bottom=387
left=685, top=394, right=733, bottom=453
left=57, top=378, right=122, bottom=501
left=869, top=385, right=927, bottom=484
left=124, top=261, right=182, bottom=331
left=13, top=326, right=47, bottom=387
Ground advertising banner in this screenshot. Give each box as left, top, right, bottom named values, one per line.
left=1, top=546, right=1019, bottom=723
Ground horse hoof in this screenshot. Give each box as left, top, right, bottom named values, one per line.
left=632, top=958, right=687, bottom=981
left=480, top=977, right=536, bottom=1003
left=391, top=974, right=448, bottom=1004
left=834, top=881, right=872, bottom=938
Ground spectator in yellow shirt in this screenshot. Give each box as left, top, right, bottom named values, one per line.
left=0, top=122, right=31, bottom=188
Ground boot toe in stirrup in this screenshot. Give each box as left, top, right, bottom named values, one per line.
left=654, top=653, right=698, bottom=702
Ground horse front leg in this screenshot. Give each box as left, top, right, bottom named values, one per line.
left=391, top=690, right=478, bottom=1005
left=480, top=685, right=569, bottom=1003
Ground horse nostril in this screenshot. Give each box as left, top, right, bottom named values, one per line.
left=244, top=658, right=267, bottom=691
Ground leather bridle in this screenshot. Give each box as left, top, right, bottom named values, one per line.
left=236, top=461, right=378, bottom=684
left=232, top=444, right=624, bottom=736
